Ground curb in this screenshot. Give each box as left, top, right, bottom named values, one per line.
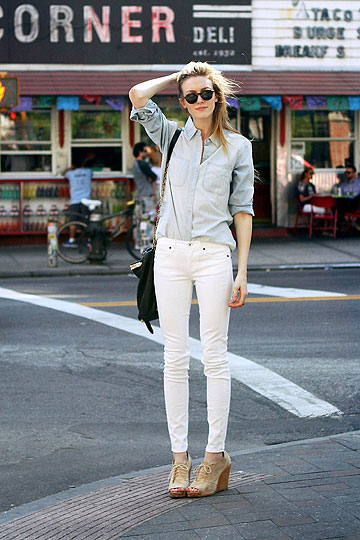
left=1, top=430, right=359, bottom=527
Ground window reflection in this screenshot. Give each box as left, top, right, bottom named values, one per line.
left=71, top=109, right=123, bottom=172
left=0, top=111, right=52, bottom=172
left=0, top=112, right=51, bottom=141
left=291, top=141, right=353, bottom=169
left=72, top=111, right=121, bottom=139
left=292, top=110, right=354, bottom=139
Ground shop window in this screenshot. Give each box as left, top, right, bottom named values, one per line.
left=71, top=109, right=123, bottom=172
left=290, top=109, right=355, bottom=171
left=0, top=110, right=52, bottom=173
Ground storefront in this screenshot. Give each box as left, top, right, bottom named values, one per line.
left=0, top=0, right=359, bottom=240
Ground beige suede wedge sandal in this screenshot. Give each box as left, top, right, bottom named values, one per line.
left=168, top=453, right=192, bottom=498
left=186, top=451, right=231, bottom=497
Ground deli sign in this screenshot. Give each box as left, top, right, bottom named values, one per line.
left=0, top=1, right=252, bottom=65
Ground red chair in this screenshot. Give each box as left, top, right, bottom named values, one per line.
left=344, top=208, right=360, bottom=234
left=294, top=198, right=311, bottom=233
left=309, top=196, right=337, bottom=239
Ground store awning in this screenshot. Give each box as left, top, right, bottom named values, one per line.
left=8, top=70, right=360, bottom=96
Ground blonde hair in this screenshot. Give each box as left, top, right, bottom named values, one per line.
left=177, top=61, right=240, bottom=153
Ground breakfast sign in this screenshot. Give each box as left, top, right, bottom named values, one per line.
left=0, top=1, right=252, bottom=66
left=252, top=0, right=360, bottom=69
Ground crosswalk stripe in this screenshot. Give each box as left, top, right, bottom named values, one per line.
left=247, top=283, right=346, bottom=298
left=0, top=286, right=341, bottom=419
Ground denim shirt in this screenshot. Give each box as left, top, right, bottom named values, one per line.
left=130, top=99, right=254, bottom=250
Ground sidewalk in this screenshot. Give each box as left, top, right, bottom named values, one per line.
left=0, top=431, right=359, bottom=539
left=1, top=234, right=360, bottom=278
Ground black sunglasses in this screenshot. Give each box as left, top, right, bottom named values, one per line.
left=183, top=89, right=214, bottom=104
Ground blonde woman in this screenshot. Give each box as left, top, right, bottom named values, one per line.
left=129, top=62, right=254, bottom=498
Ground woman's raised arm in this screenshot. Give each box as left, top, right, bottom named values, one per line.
left=129, top=73, right=179, bottom=109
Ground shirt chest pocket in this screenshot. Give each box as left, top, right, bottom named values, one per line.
left=202, top=163, right=230, bottom=195
left=168, top=155, right=189, bottom=187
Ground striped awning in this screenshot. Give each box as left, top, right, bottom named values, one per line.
left=8, top=70, right=360, bottom=96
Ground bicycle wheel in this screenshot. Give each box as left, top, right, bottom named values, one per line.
left=126, top=224, right=142, bottom=260
left=57, top=220, right=90, bottom=264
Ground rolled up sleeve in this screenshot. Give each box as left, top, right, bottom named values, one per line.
left=229, top=138, right=255, bottom=217
left=130, top=99, right=177, bottom=154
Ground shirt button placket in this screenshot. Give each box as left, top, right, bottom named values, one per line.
left=188, top=164, right=198, bottom=239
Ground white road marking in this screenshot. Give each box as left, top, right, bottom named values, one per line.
left=248, top=283, right=346, bottom=298
left=0, top=286, right=341, bottom=419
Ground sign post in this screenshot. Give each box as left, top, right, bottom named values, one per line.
left=47, top=219, right=58, bottom=268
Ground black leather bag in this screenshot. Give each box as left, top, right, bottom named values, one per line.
left=130, top=246, right=157, bottom=333
left=130, top=128, right=181, bottom=334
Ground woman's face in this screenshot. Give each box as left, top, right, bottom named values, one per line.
left=179, top=76, right=218, bottom=122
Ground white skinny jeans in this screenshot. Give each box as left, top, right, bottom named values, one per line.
left=154, top=237, right=233, bottom=453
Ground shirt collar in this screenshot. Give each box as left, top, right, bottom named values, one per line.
left=184, top=117, right=198, bottom=140
left=183, top=117, right=220, bottom=147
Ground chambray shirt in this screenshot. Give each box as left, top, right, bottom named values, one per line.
left=130, top=99, right=254, bottom=250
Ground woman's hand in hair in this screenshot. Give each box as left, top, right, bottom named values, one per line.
left=228, top=273, right=248, bottom=308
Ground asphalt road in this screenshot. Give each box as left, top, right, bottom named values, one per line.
left=0, top=269, right=359, bottom=513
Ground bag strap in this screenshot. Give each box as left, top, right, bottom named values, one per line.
left=152, top=128, right=182, bottom=247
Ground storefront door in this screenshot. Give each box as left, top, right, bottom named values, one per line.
left=241, top=108, right=272, bottom=223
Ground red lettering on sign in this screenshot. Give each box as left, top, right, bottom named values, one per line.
left=122, top=6, right=143, bottom=43
left=152, top=6, right=175, bottom=43
left=84, top=6, right=110, bottom=43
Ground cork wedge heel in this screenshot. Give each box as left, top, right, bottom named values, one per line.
left=186, top=451, right=231, bottom=497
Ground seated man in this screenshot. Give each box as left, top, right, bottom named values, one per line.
left=336, top=165, right=360, bottom=229
left=296, top=167, right=325, bottom=214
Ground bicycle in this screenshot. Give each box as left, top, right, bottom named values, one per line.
left=56, top=198, right=151, bottom=264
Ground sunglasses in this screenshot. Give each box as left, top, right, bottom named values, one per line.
left=345, top=171, right=353, bottom=175
left=183, top=89, right=215, bottom=104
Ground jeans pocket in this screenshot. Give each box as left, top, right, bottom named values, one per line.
left=155, top=238, right=176, bottom=257
left=200, top=245, right=231, bottom=260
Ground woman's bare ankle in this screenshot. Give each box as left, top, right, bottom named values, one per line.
left=204, top=451, right=223, bottom=465
left=173, top=451, right=187, bottom=464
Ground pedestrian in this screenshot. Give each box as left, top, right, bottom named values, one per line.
left=63, top=153, right=95, bottom=247
left=149, top=145, right=162, bottom=203
left=129, top=61, right=254, bottom=498
left=132, top=142, right=158, bottom=248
